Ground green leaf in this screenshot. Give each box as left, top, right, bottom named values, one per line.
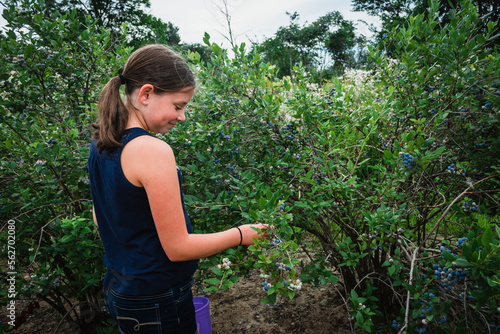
left=204, top=286, right=218, bottom=293
left=401, top=283, right=415, bottom=293
left=220, top=280, right=233, bottom=289
left=329, top=275, right=340, bottom=283
left=195, top=152, right=206, bottom=163
left=356, top=311, right=364, bottom=324
left=383, top=150, right=393, bottom=159
left=453, top=257, right=470, bottom=268
left=442, top=250, right=455, bottom=261
left=347, top=160, right=354, bottom=172
left=203, top=32, right=211, bottom=45
left=482, top=227, right=493, bottom=246
left=60, top=234, right=73, bottom=243
left=211, top=267, right=223, bottom=276
left=34, top=13, right=43, bottom=24
left=204, top=278, right=220, bottom=285
left=260, top=296, right=271, bottom=305
left=388, top=265, right=396, bottom=276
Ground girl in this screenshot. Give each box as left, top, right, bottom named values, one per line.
left=88, top=44, right=268, bottom=334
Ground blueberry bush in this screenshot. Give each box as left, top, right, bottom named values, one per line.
left=0, top=1, right=129, bottom=332
left=170, top=1, right=499, bottom=332
left=1, top=0, right=499, bottom=333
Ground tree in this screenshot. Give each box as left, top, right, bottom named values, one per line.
left=253, top=11, right=359, bottom=80
left=352, top=0, right=500, bottom=43
left=3, top=0, right=149, bottom=30
left=127, top=13, right=181, bottom=49
left=1, top=0, right=182, bottom=47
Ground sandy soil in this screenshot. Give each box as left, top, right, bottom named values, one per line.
left=1, top=269, right=358, bottom=334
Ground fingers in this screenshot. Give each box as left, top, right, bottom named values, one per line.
left=238, top=223, right=272, bottom=245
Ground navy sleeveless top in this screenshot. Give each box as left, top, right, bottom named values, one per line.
left=88, top=127, right=198, bottom=295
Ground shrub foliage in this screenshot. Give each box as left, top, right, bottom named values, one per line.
left=1, top=0, right=499, bottom=333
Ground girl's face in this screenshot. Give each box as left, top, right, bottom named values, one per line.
left=141, top=86, right=195, bottom=134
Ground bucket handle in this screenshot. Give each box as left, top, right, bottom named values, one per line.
left=194, top=280, right=208, bottom=298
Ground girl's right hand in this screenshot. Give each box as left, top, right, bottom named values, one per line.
left=238, top=224, right=270, bottom=246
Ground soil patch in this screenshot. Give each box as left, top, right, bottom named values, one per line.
left=1, top=269, right=358, bottom=333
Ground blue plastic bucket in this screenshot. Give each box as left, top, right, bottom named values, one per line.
left=193, top=296, right=211, bottom=334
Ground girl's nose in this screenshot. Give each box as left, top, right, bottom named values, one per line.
left=177, top=109, right=186, bottom=122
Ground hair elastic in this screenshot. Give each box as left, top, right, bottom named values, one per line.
left=118, top=74, right=126, bottom=85
left=235, top=226, right=242, bottom=246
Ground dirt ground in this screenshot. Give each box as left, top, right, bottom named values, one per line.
left=1, top=269, right=357, bottom=334
left=207, top=269, right=356, bottom=334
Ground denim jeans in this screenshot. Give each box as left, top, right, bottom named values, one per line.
left=104, top=279, right=198, bottom=334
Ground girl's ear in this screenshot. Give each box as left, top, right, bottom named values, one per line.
left=137, top=84, right=155, bottom=104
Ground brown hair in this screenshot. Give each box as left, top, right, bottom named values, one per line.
left=93, top=44, right=196, bottom=153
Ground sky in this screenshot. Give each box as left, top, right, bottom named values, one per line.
left=0, top=0, right=381, bottom=47
left=148, top=0, right=381, bottom=47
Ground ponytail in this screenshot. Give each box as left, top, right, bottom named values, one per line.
left=92, top=44, right=196, bottom=153
left=93, top=76, right=129, bottom=153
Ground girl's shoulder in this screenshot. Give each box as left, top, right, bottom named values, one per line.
left=125, top=134, right=173, bottom=156
left=121, top=134, right=177, bottom=187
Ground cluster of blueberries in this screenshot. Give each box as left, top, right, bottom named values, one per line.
left=391, top=320, right=402, bottom=330
left=399, top=152, right=418, bottom=169
left=218, top=130, right=230, bottom=140
left=226, top=164, right=237, bottom=173
left=457, top=237, right=468, bottom=247
left=275, top=262, right=291, bottom=271
left=437, top=315, right=447, bottom=324
left=474, top=140, right=489, bottom=147
left=414, top=326, right=428, bottom=333
left=46, top=138, right=57, bottom=147
left=462, top=202, right=478, bottom=212
left=228, top=97, right=240, bottom=104
left=225, top=145, right=239, bottom=160
left=270, top=238, right=281, bottom=248
left=438, top=118, right=448, bottom=126
left=280, top=124, right=298, bottom=141
left=214, top=179, right=232, bottom=186
left=418, top=294, right=435, bottom=322
left=446, top=163, right=466, bottom=177
left=433, top=262, right=467, bottom=290
left=324, top=88, right=335, bottom=105
left=490, top=323, right=500, bottom=332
